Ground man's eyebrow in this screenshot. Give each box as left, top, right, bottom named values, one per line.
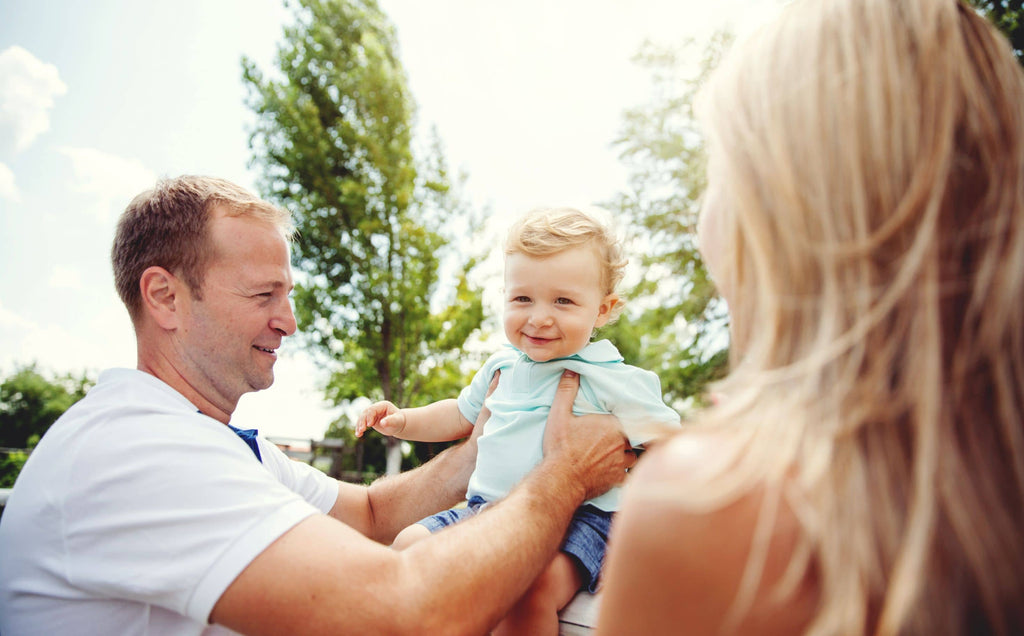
left=246, top=280, right=294, bottom=292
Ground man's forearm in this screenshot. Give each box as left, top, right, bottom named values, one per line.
left=213, top=460, right=588, bottom=636
left=363, top=433, right=478, bottom=543
left=215, top=371, right=629, bottom=635
left=395, top=457, right=588, bottom=633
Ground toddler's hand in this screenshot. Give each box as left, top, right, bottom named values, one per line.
left=355, top=400, right=406, bottom=438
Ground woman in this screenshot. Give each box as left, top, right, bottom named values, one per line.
left=597, top=1, right=1024, bottom=634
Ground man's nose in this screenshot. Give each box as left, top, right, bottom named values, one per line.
left=271, top=297, right=297, bottom=336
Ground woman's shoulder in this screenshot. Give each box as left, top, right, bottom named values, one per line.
left=637, top=428, right=739, bottom=479
left=597, top=430, right=818, bottom=635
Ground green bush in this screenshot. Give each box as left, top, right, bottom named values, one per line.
left=0, top=450, right=29, bottom=488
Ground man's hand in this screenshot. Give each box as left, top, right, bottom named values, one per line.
left=542, top=370, right=636, bottom=501
left=355, top=400, right=406, bottom=438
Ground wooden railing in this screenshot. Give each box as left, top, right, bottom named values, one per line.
left=267, top=436, right=378, bottom=484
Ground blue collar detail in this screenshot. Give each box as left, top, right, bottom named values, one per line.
left=197, top=410, right=263, bottom=462
left=227, top=424, right=263, bottom=463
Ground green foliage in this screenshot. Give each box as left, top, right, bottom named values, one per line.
left=0, top=363, right=93, bottom=449
left=322, top=412, right=408, bottom=477
left=968, top=0, right=1024, bottom=62
left=243, top=0, right=483, bottom=471
left=0, top=364, right=94, bottom=487
left=604, top=35, right=733, bottom=408
left=0, top=450, right=28, bottom=489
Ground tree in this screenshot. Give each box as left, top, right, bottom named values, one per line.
left=0, top=364, right=94, bottom=487
left=242, top=0, right=483, bottom=473
left=968, top=0, right=1024, bottom=62
left=603, top=35, right=733, bottom=409
left=0, top=364, right=92, bottom=449
left=319, top=414, right=386, bottom=482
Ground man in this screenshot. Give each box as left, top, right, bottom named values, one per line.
left=0, top=176, right=633, bottom=635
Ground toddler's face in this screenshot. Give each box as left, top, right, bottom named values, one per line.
left=503, top=246, right=617, bottom=362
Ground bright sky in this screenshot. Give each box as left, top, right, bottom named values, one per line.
left=0, top=0, right=780, bottom=440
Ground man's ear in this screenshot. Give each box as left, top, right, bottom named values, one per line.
left=139, top=266, right=185, bottom=330
left=594, top=293, right=619, bottom=328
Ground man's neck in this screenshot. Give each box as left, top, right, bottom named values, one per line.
left=136, top=356, right=234, bottom=424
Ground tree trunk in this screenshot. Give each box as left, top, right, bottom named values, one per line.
left=385, top=436, right=402, bottom=475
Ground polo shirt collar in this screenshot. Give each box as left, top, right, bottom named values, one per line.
left=510, top=339, right=623, bottom=364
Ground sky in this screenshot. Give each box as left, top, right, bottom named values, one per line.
left=0, top=0, right=781, bottom=440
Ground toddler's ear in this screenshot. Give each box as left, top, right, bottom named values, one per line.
left=595, top=293, right=619, bottom=327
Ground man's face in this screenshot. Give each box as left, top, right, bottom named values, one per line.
left=176, top=209, right=296, bottom=415
left=503, top=246, right=616, bottom=362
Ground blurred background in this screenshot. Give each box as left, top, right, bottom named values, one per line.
left=3, top=0, right=1018, bottom=482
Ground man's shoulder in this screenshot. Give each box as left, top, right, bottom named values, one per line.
left=36, top=368, right=239, bottom=473
left=89, top=368, right=200, bottom=412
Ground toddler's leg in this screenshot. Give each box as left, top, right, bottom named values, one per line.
left=390, top=523, right=431, bottom=550
left=493, top=552, right=582, bottom=636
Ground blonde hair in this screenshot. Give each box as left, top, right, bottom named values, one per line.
left=112, top=175, right=293, bottom=322
left=684, top=0, right=1024, bottom=634
left=505, top=207, right=627, bottom=323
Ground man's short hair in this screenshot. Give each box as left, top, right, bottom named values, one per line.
left=111, top=175, right=292, bottom=322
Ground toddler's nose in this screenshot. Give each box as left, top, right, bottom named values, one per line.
left=528, top=308, right=553, bottom=327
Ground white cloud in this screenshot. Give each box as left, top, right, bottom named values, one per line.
left=0, top=162, right=18, bottom=201
left=0, top=299, right=135, bottom=374
left=0, top=303, right=89, bottom=372
left=0, top=302, right=35, bottom=334
left=48, top=265, right=82, bottom=290
left=58, top=146, right=156, bottom=223
left=0, top=45, right=67, bottom=155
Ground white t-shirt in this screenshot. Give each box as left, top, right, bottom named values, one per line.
left=0, top=369, right=339, bottom=635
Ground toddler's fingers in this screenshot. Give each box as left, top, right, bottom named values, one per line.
left=354, top=414, right=372, bottom=437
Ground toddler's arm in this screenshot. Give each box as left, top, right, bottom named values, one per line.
left=356, top=398, right=473, bottom=442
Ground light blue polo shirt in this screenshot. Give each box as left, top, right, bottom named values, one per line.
left=457, top=339, right=681, bottom=512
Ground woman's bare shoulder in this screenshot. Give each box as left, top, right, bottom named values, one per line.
left=596, top=431, right=817, bottom=635
left=636, top=428, right=740, bottom=481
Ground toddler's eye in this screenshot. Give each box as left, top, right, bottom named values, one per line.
left=555, top=297, right=574, bottom=305
left=512, top=296, right=531, bottom=303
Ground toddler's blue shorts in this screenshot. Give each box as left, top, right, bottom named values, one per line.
left=416, top=495, right=613, bottom=593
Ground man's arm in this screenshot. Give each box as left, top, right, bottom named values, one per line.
left=327, top=422, right=480, bottom=543
left=331, top=374, right=495, bottom=542
left=211, top=370, right=632, bottom=635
